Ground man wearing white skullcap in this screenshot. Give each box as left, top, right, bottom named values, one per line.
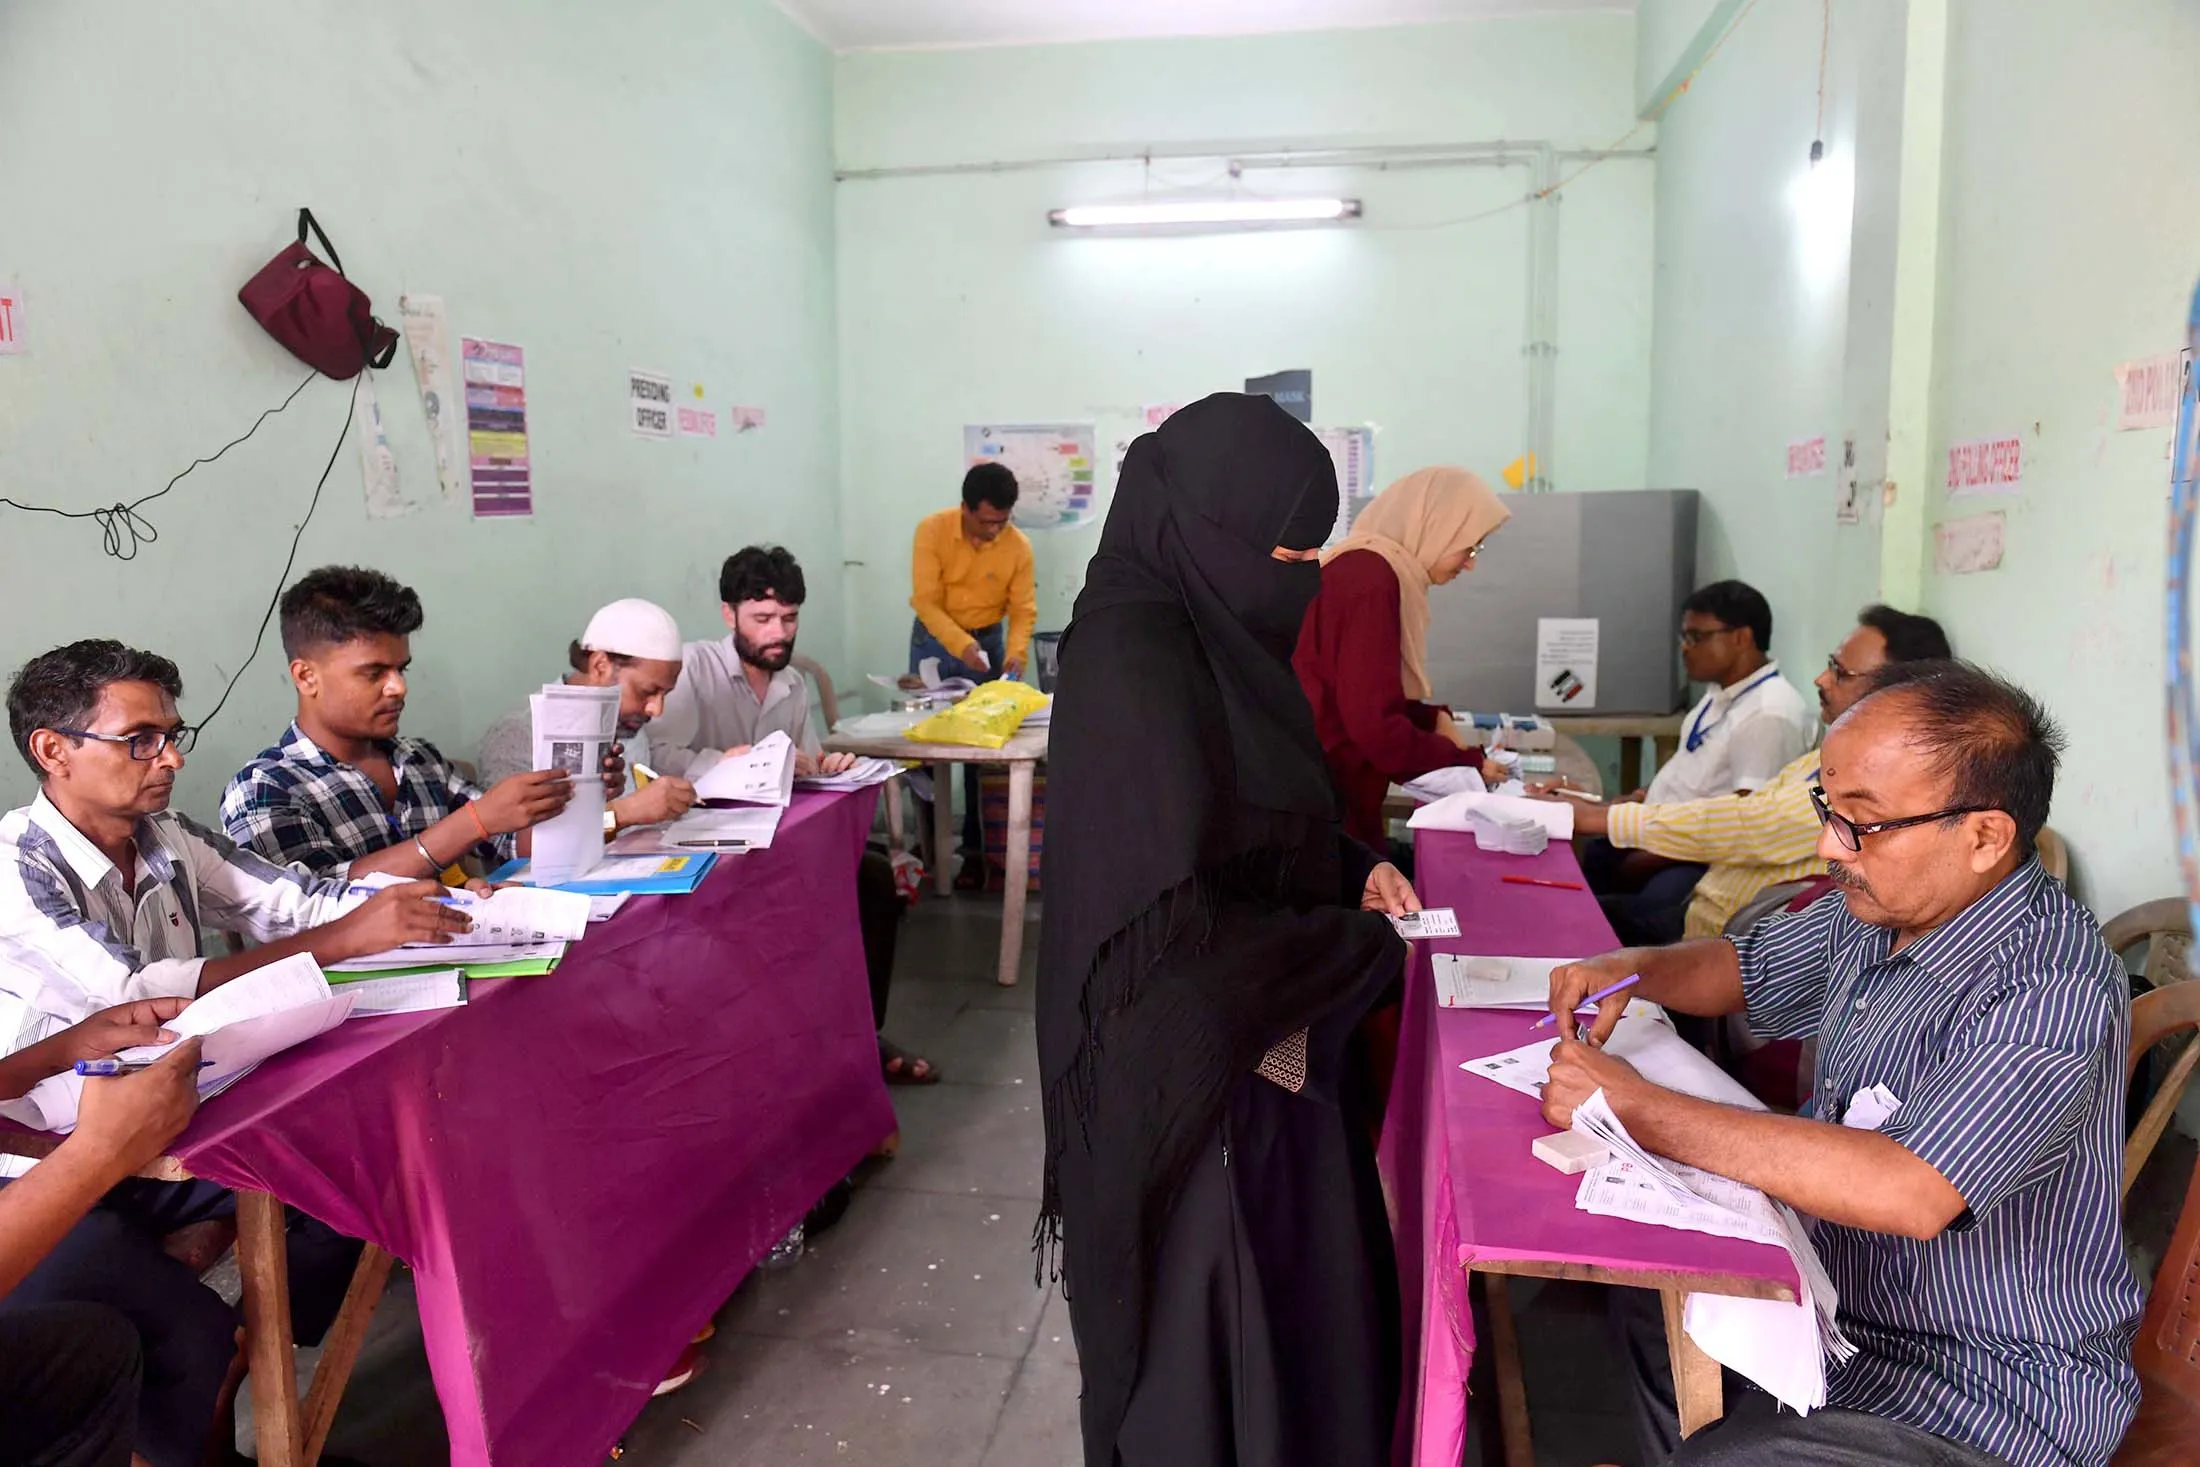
left=476, top=598, right=698, bottom=834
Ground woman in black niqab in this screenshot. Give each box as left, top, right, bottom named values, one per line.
left=1038, top=392, right=1412, bottom=1467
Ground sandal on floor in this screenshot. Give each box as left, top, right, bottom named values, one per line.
left=653, top=1342, right=706, bottom=1397
left=880, top=1038, right=941, bottom=1085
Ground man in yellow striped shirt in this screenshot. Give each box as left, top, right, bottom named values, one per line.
left=1561, top=606, right=1952, bottom=940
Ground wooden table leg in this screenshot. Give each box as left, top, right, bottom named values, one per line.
left=884, top=778, right=905, bottom=855
left=302, top=1244, right=395, bottom=1464
left=1662, top=1287, right=1723, bottom=1438
left=1618, top=738, right=1644, bottom=795
left=932, top=761, right=955, bottom=896
left=237, top=1190, right=304, bottom=1467
left=997, top=760, right=1033, bottom=987
left=1483, top=1274, right=1535, bottom=1467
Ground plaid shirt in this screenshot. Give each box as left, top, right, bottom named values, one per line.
left=220, top=721, right=512, bottom=877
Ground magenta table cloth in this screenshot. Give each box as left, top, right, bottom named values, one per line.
left=1380, top=829, right=1799, bottom=1467
left=170, top=789, right=895, bottom=1465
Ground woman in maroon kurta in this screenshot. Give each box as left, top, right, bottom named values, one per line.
left=1293, top=466, right=1512, bottom=846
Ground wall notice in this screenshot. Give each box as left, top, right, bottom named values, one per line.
left=0, top=280, right=23, bottom=355
left=1945, top=434, right=2023, bottom=497
left=1932, top=511, right=2005, bottom=576
left=964, top=423, right=1098, bottom=530
left=463, top=338, right=531, bottom=518
left=1315, top=426, right=1376, bottom=547
left=629, top=369, right=673, bottom=439
left=1786, top=435, right=1827, bottom=478
left=1534, top=618, right=1600, bottom=710
left=2115, top=351, right=2189, bottom=431
left=398, top=294, right=466, bottom=505
left=676, top=406, right=718, bottom=439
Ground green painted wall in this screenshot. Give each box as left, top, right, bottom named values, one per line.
left=0, top=0, right=839, bottom=818
left=832, top=13, right=1654, bottom=689
left=1642, top=0, right=2197, bottom=917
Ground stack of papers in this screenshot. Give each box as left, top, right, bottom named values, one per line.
left=1410, top=789, right=1574, bottom=842
left=833, top=710, right=926, bottom=740
left=1400, top=766, right=1487, bottom=803
left=610, top=803, right=783, bottom=855
left=1473, top=814, right=1550, bottom=855
left=490, top=851, right=716, bottom=895
left=794, top=756, right=903, bottom=792
left=342, top=968, right=468, bottom=1016
left=690, top=731, right=796, bottom=806
left=1433, top=953, right=1570, bottom=1009
left=327, top=885, right=589, bottom=975
left=329, top=938, right=566, bottom=977
left=529, top=682, right=620, bottom=884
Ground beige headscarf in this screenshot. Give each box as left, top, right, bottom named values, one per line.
left=1323, top=466, right=1510, bottom=701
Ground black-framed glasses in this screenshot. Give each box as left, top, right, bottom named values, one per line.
left=51, top=725, right=197, bottom=760
left=1679, top=625, right=1739, bottom=648
left=1810, top=784, right=1985, bottom=853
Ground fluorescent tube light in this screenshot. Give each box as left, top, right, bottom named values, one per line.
left=1047, top=198, right=1362, bottom=229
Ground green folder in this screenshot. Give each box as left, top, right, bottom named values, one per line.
left=328, top=956, right=560, bottom=982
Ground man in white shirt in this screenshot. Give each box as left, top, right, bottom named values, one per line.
left=1582, top=581, right=1813, bottom=943
left=647, top=547, right=936, bottom=1084
left=1, top=639, right=469, bottom=1466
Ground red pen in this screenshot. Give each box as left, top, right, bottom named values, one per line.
left=1501, top=874, right=1585, bottom=891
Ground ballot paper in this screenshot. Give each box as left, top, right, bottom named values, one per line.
left=609, top=802, right=783, bottom=855
left=1389, top=907, right=1461, bottom=940
left=1409, top=789, right=1574, bottom=841
left=1459, top=1010, right=1751, bottom=1105
left=18, top=955, right=354, bottom=1133
left=1400, top=766, right=1487, bottom=803
left=530, top=683, right=620, bottom=884
left=344, top=879, right=590, bottom=946
left=793, top=756, right=903, bottom=792
left=587, top=894, right=632, bottom=922
left=342, top=968, right=467, bottom=1016
left=691, top=730, right=796, bottom=806
left=1433, top=953, right=1571, bottom=1009
left=328, top=939, right=566, bottom=973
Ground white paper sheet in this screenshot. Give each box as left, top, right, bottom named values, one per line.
left=691, top=730, right=796, bottom=806
left=530, top=684, right=618, bottom=884
left=1459, top=1011, right=1760, bottom=1109
left=1433, top=953, right=1570, bottom=1010
left=343, top=969, right=466, bottom=1016
left=329, top=939, right=565, bottom=972
left=794, top=756, right=903, bottom=792
left=587, top=894, right=632, bottom=922
left=1534, top=617, right=1599, bottom=709
left=1399, top=766, right=1487, bottom=803
left=1408, top=789, right=1575, bottom=840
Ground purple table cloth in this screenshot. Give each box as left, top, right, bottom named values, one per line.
left=1379, top=829, right=1799, bottom=1467
left=171, top=790, right=896, bottom=1465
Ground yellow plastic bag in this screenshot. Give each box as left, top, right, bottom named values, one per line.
left=905, top=680, right=1050, bottom=749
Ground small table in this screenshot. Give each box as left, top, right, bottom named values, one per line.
left=823, top=722, right=1047, bottom=987
left=1381, top=830, right=1799, bottom=1467
left=1545, top=711, right=1685, bottom=794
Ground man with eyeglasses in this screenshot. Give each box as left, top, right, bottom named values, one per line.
left=1548, top=604, right=1950, bottom=943
left=0, top=639, right=472, bottom=1466
left=1538, top=661, right=2140, bottom=1467
left=1577, top=580, right=1813, bottom=937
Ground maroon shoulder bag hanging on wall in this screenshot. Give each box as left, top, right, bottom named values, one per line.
left=237, top=208, right=399, bottom=380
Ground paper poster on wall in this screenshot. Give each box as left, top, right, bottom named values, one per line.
left=1245, top=370, right=1312, bottom=423
left=629, top=370, right=673, bottom=439
left=398, top=295, right=467, bottom=506
left=463, top=338, right=531, bottom=518
left=964, top=423, right=1098, bottom=530
left=1932, top=511, right=2005, bottom=576
left=1833, top=435, right=1862, bottom=525
left=1314, top=426, right=1376, bottom=547
left=1945, top=434, right=2023, bottom=497
left=355, top=372, right=414, bottom=520
left=677, top=406, right=718, bottom=439
left=1142, top=403, right=1183, bottom=429
left=1786, top=435, right=1827, bottom=478
left=0, top=279, right=22, bottom=355
left=2115, top=351, right=2190, bottom=431
left=729, top=405, right=766, bottom=433
left=1534, top=618, right=1599, bottom=710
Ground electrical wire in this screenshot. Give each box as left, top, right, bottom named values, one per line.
left=1815, top=0, right=1833, bottom=146
left=193, top=375, right=358, bottom=735
left=0, top=369, right=319, bottom=559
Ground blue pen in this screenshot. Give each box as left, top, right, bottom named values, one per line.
left=346, top=882, right=469, bottom=907
left=74, top=1058, right=218, bottom=1077
left=1530, top=973, right=1641, bottom=1030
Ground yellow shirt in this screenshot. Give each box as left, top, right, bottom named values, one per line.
left=910, top=507, right=1038, bottom=664
left=1604, top=746, right=1829, bottom=938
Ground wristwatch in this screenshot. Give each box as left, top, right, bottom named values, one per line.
left=603, top=809, right=619, bottom=835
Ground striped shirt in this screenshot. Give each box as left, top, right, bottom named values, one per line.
left=1605, top=745, right=1827, bottom=937
left=1733, top=864, right=2142, bottom=1467
left=221, top=721, right=512, bottom=877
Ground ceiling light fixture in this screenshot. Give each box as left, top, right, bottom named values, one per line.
left=1047, top=198, right=1363, bottom=230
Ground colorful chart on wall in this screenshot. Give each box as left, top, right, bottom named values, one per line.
left=1315, top=426, right=1376, bottom=547
left=463, top=338, right=531, bottom=518
left=963, top=423, right=1098, bottom=531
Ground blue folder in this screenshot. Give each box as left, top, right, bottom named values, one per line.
left=485, top=852, right=717, bottom=895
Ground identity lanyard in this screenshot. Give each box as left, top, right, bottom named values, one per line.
left=1685, top=666, right=1782, bottom=753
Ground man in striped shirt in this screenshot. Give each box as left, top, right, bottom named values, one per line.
left=1554, top=605, right=1952, bottom=941
left=1542, top=661, right=2141, bottom=1467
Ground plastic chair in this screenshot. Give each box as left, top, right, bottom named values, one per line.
left=2115, top=979, right=2200, bottom=1461
left=2036, top=825, right=2070, bottom=883
left=2105, top=899, right=2195, bottom=993
left=792, top=653, right=839, bottom=729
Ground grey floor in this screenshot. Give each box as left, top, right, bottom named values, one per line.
left=240, top=893, right=2198, bottom=1467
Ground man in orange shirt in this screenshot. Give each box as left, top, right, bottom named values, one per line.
left=908, top=463, right=1038, bottom=888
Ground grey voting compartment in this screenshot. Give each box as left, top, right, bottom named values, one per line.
left=1422, top=489, right=1699, bottom=717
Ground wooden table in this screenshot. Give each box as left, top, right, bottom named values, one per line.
left=823, top=722, right=1047, bottom=986
left=1380, top=741, right=1605, bottom=829
left=0, top=1131, right=390, bottom=1467
left=1545, top=711, right=1685, bottom=794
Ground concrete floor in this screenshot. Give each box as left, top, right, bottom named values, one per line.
left=240, top=891, right=2198, bottom=1467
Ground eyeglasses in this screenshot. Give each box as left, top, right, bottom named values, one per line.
left=1464, top=540, right=1486, bottom=562
left=1678, top=625, right=1739, bottom=648
left=1809, top=784, right=1985, bottom=854
left=51, top=725, right=197, bottom=761
left=1824, top=653, right=1864, bottom=683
